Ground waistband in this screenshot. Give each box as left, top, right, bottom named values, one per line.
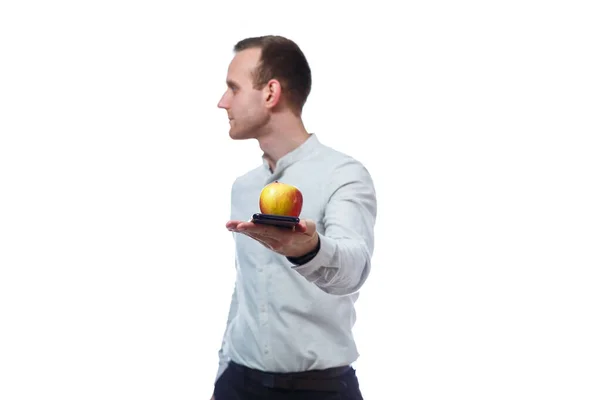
left=228, top=361, right=351, bottom=392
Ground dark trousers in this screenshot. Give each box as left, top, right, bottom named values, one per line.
left=213, top=361, right=364, bottom=400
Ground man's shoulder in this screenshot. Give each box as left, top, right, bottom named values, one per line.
left=230, top=163, right=265, bottom=191
left=314, top=141, right=372, bottom=177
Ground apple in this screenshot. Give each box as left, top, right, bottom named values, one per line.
left=259, top=181, right=303, bottom=217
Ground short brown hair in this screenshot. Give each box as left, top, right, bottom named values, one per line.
left=234, top=35, right=312, bottom=114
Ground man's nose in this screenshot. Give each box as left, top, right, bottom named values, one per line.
left=217, top=93, right=229, bottom=109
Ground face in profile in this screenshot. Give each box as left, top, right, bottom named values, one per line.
left=217, top=48, right=270, bottom=140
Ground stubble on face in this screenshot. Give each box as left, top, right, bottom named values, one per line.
left=226, top=48, right=271, bottom=141
left=229, top=93, right=270, bottom=140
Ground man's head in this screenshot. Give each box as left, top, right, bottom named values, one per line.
left=217, top=35, right=312, bottom=140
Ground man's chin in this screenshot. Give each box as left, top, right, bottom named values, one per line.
left=229, top=129, right=243, bottom=140
left=229, top=128, right=255, bottom=140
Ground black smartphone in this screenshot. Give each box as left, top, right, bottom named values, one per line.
left=251, top=213, right=300, bottom=229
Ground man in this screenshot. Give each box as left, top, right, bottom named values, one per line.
left=212, top=35, right=377, bottom=400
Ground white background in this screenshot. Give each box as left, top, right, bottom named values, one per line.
left=1, top=1, right=599, bottom=399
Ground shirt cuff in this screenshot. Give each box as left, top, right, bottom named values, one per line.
left=288, top=233, right=336, bottom=277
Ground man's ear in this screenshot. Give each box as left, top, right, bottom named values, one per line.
left=263, top=79, right=282, bottom=109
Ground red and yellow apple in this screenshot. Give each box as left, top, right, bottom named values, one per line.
left=259, top=181, right=303, bottom=217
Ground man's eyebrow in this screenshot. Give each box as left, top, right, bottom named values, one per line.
left=226, top=80, right=239, bottom=88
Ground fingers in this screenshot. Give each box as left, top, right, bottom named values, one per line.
left=225, top=220, right=244, bottom=230
left=226, top=219, right=315, bottom=240
left=292, top=222, right=308, bottom=233
left=228, top=221, right=288, bottom=237
left=231, top=223, right=291, bottom=251
left=225, top=218, right=318, bottom=256
left=298, top=219, right=316, bottom=233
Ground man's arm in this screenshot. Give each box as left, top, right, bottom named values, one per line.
left=290, top=159, right=377, bottom=296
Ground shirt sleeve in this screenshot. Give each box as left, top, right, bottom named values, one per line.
left=290, top=158, right=377, bottom=296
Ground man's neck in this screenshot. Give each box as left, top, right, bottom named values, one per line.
left=258, top=119, right=310, bottom=172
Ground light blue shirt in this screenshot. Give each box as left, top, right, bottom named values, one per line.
left=215, top=133, right=377, bottom=382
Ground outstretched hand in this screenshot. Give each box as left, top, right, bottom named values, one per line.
left=226, top=219, right=319, bottom=258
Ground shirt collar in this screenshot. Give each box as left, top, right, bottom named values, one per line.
left=262, top=133, right=321, bottom=174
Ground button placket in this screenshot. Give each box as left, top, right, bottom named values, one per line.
left=258, top=261, right=270, bottom=358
